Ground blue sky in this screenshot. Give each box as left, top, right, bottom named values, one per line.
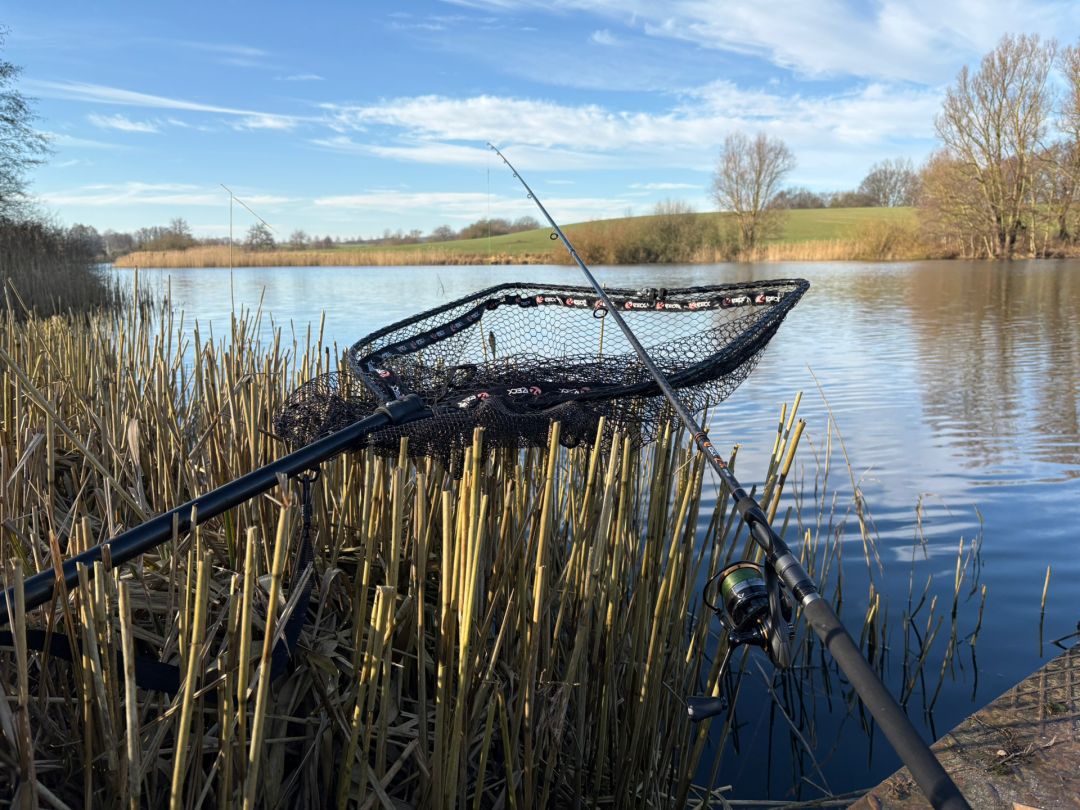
left=6, top=1, right=1080, bottom=239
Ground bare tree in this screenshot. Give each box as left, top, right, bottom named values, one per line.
left=919, top=150, right=996, bottom=256
left=772, top=187, right=827, bottom=209
left=858, top=158, right=920, bottom=207
left=245, top=223, right=275, bottom=251
left=935, top=33, right=1056, bottom=257
left=0, top=29, right=50, bottom=218
left=429, top=224, right=456, bottom=242
left=711, top=132, right=795, bottom=250
left=288, top=229, right=309, bottom=250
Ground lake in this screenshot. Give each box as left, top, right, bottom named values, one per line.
left=113, top=259, right=1080, bottom=800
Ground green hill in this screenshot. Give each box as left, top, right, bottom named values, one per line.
left=334, top=207, right=917, bottom=257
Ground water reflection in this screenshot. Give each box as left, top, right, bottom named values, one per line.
left=904, top=261, right=1080, bottom=479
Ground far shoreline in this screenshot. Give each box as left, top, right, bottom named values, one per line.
left=111, top=238, right=947, bottom=269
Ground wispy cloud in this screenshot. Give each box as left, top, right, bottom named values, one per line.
left=38, top=182, right=294, bottom=208
left=88, top=113, right=160, bottom=133
left=179, top=41, right=268, bottom=58
left=590, top=29, right=619, bottom=46
left=42, top=131, right=121, bottom=150
left=176, top=40, right=274, bottom=69
left=279, top=73, right=325, bottom=81
left=27, top=80, right=309, bottom=127
left=314, top=189, right=628, bottom=222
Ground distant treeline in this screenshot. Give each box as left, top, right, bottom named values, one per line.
left=773, top=158, right=919, bottom=210
left=83, top=215, right=546, bottom=261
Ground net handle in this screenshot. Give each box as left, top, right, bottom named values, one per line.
left=488, top=143, right=970, bottom=810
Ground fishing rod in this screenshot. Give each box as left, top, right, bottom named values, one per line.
left=488, top=143, right=970, bottom=810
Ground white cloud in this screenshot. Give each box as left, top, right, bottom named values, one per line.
left=279, top=73, right=325, bottom=81
left=631, top=182, right=698, bottom=190
left=233, top=114, right=298, bottom=131
left=87, top=113, right=160, bottom=133
left=591, top=29, right=618, bottom=46
left=441, top=0, right=1079, bottom=83
left=319, top=82, right=941, bottom=174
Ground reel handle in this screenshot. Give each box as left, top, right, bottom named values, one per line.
left=686, top=696, right=728, bottom=721
left=687, top=643, right=735, bottom=723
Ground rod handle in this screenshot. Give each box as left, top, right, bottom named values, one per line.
left=802, top=596, right=971, bottom=809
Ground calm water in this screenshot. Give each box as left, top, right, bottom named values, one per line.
left=115, top=260, right=1080, bottom=799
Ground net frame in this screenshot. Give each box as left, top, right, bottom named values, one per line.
left=274, top=279, right=809, bottom=459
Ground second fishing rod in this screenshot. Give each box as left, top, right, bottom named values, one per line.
left=488, top=143, right=969, bottom=810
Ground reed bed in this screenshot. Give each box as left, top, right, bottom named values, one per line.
left=113, top=246, right=557, bottom=269
left=0, top=300, right=984, bottom=807
left=728, top=223, right=928, bottom=263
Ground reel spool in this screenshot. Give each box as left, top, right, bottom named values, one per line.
left=686, top=561, right=794, bottom=721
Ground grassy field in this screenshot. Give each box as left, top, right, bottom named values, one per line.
left=113, top=207, right=922, bottom=267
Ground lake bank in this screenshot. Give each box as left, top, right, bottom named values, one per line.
left=112, top=207, right=935, bottom=267
left=112, top=236, right=933, bottom=268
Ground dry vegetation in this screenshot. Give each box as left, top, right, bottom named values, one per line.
left=0, top=219, right=120, bottom=316
left=112, top=245, right=555, bottom=268
left=112, top=209, right=933, bottom=269
left=0, top=300, right=986, bottom=807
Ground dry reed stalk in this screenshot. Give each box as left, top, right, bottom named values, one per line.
left=117, top=582, right=140, bottom=810
left=243, top=502, right=292, bottom=810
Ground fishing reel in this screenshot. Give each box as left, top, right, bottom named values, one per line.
left=687, top=560, right=795, bottom=721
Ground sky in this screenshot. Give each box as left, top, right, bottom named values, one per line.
left=6, top=0, right=1080, bottom=239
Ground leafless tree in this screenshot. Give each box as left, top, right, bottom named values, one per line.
left=288, top=229, right=309, bottom=250
left=919, top=150, right=996, bottom=256
left=858, top=158, right=920, bottom=207
left=245, top=223, right=275, bottom=251
left=0, top=29, right=50, bottom=218
left=711, top=132, right=795, bottom=250
left=935, top=33, right=1056, bottom=257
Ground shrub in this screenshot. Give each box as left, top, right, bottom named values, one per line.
left=0, top=217, right=119, bottom=316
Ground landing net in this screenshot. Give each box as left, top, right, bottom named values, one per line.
left=274, top=280, right=809, bottom=459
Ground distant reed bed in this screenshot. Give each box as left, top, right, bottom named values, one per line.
left=695, top=222, right=929, bottom=263
left=113, top=245, right=557, bottom=268
left=114, top=220, right=932, bottom=269
left=0, top=299, right=984, bottom=807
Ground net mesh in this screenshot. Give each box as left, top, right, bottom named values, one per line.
left=274, top=280, right=809, bottom=460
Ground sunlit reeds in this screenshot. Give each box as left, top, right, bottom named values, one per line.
left=0, top=299, right=985, bottom=806
left=112, top=245, right=557, bottom=268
